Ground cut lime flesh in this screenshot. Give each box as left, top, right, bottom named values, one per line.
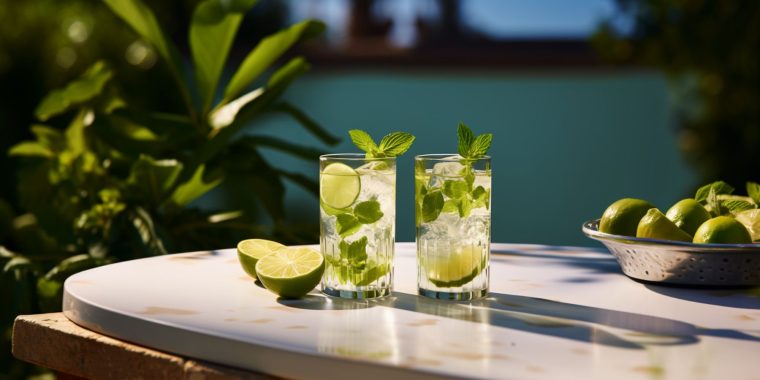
left=423, top=245, right=486, bottom=288
left=255, top=247, right=325, bottom=298
left=237, top=239, right=285, bottom=280
left=320, top=163, right=361, bottom=209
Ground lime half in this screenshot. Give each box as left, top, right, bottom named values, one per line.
left=636, top=208, right=692, bottom=242
left=256, top=247, right=325, bottom=298
left=237, top=239, right=285, bottom=280
left=320, top=163, right=361, bottom=209
left=424, top=245, right=486, bottom=288
left=735, top=209, right=760, bottom=242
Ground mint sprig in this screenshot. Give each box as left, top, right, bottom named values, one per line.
left=457, top=122, right=492, bottom=159
left=349, top=129, right=415, bottom=158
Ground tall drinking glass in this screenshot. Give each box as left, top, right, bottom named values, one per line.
left=415, top=154, right=491, bottom=300
left=320, top=154, right=396, bottom=298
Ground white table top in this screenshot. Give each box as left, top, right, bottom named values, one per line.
left=63, top=243, right=760, bottom=379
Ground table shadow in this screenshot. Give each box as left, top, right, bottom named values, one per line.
left=491, top=247, right=623, bottom=276
left=279, top=291, right=760, bottom=349
left=643, top=284, right=760, bottom=309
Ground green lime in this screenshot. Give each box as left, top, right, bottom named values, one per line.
left=693, top=216, right=752, bottom=244
left=320, top=163, right=361, bottom=209
left=665, top=199, right=711, bottom=236
left=255, top=247, right=325, bottom=298
left=423, top=245, right=486, bottom=288
left=636, top=208, right=692, bottom=242
left=237, top=239, right=285, bottom=280
left=735, top=209, right=760, bottom=242
left=599, top=198, right=655, bottom=236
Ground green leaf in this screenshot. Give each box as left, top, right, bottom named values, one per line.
left=3, top=256, right=31, bottom=275
left=31, top=125, right=65, bottom=152
left=272, top=103, right=339, bottom=146
left=706, top=187, right=726, bottom=216
left=223, top=20, right=325, bottom=101
left=336, top=214, right=361, bottom=237
left=378, top=132, right=415, bottom=157
left=442, top=199, right=459, bottom=213
left=747, top=182, right=760, bottom=205
left=353, top=261, right=390, bottom=286
left=37, top=254, right=110, bottom=311
left=723, top=199, right=755, bottom=213
left=469, top=133, right=493, bottom=157
left=349, top=129, right=378, bottom=155
left=472, top=186, right=490, bottom=209
left=240, top=135, right=322, bottom=161
left=8, top=142, right=53, bottom=158
left=35, top=61, right=112, bottom=121
left=443, top=180, right=468, bottom=199
left=354, top=200, right=383, bottom=224
left=457, top=122, right=474, bottom=157
left=130, top=207, right=169, bottom=255
left=169, top=165, right=222, bottom=207
left=190, top=0, right=257, bottom=113
left=422, top=190, right=444, bottom=223
left=128, top=155, right=183, bottom=206
left=458, top=196, right=473, bottom=218
left=695, top=181, right=734, bottom=202
left=340, top=236, right=368, bottom=263
left=103, top=0, right=181, bottom=76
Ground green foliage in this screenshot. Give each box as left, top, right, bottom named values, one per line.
left=348, top=129, right=415, bottom=158
left=3, top=0, right=331, bottom=376
left=592, top=1, right=760, bottom=185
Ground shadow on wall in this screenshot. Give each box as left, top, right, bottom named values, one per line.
left=237, top=70, right=696, bottom=246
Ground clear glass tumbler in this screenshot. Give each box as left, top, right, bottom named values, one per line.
left=415, top=154, right=491, bottom=300
left=320, top=154, right=396, bottom=298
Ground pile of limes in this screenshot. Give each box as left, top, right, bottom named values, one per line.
left=236, top=239, right=325, bottom=298
left=599, top=198, right=754, bottom=244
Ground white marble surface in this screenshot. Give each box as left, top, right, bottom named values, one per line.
left=63, top=243, right=760, bottom=379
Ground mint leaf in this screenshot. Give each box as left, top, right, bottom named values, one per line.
left=706, top=187, right=726, bottom=216
left=378, top=132, right=415, bottom=156
left=422, top=190, right=444, bottom=223
left=469, top=133, right=493, bottom=157
left=354, top=200, right=383, bottom=224
left=353, top=261, right=390, bottom=286
left=443, top=180, right=468, bottom=199
left=457, top=122, right=474, bottom=157
left=442, top=199, right=459, bottom=213
left=723, top=199, right=755, bottom=213
left=472, top=186, right=489, bottom=209
left=336, top=214, right=361, bottom=237
left=747, top=182, right=760, bottom=205
left=695, top=181, right=734, bottom=203
left=346, top=236, right=368, bottom=262
left=349, top=129, right=378, bottom=155
left=458, top=196, right=472, bottom=218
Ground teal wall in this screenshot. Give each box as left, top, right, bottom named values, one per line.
left=252, top=70, right=696, bottom=247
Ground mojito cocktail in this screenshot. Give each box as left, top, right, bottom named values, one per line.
left=415, top=154, right=491, bottom=300
left=320, top=154, right=395, bottom=298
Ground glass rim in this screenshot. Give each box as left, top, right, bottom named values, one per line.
left=415, top=154, right=491, bottom=162
left=320, top=153, right=395, bottom=161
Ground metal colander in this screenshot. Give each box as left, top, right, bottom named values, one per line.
left=583, top=220, right=760, bottom=286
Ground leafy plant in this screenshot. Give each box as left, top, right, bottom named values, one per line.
left=2, top=0, right=333, bottom=376
left=592, top=0, right=759, bottom=186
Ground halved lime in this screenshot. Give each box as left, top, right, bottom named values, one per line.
left=424, top=245, right=486, bottom=288
left=237, top=239, right=285, bottom=280
left=693, top=216, right=752, bottom=244
left=320, top=163, right=361, bottom=209
left=255, top=247, right=325, bottom=298
left=636, top=208, right=692, bottom=242
left=735, top=209, right=760, bottom=242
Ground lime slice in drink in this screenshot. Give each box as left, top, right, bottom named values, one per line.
left=237, top=239, right=285, bottom=280
left=425, top=245, right=485, bottom=288
left=320, top=163, right=361, bottom=209
left=255, top=247, right=325, bottom=299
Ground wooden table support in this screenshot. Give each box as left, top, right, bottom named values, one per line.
left=12, top=313, right=275, bottom=379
